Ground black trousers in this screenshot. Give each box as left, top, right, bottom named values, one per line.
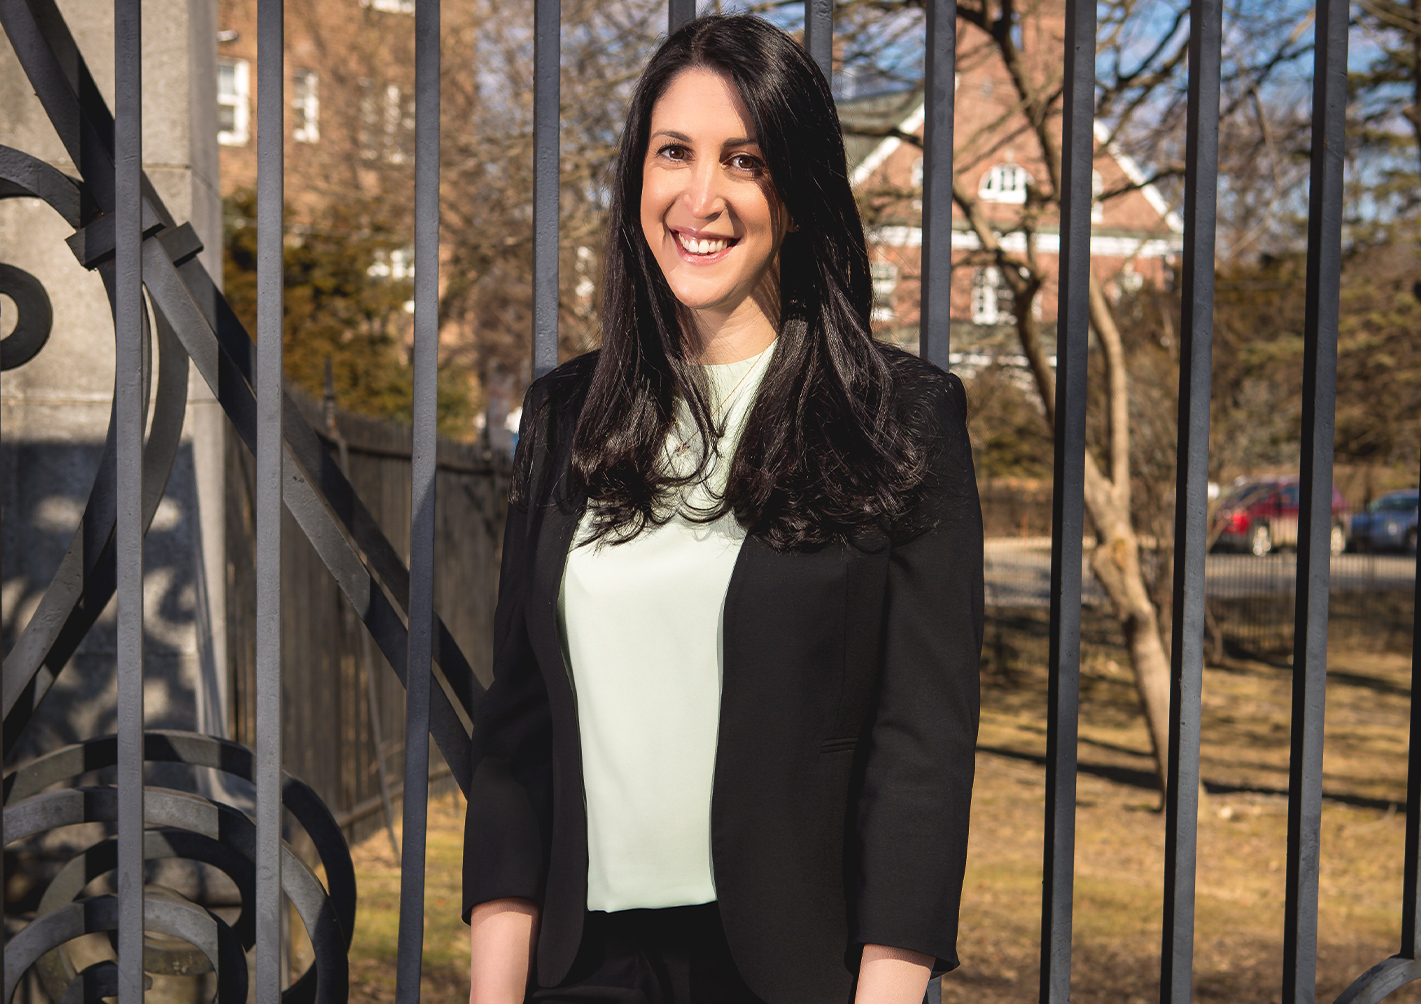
left=528, top=903, right=768, bottom=1004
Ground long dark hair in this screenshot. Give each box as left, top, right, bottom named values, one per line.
left=569, top=13, right=924, bottom=549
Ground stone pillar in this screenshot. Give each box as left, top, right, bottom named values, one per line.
left=0, top=0, right=226, bottom=758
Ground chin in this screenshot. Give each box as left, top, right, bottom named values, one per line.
left=668, top=288, right=731, bottom=313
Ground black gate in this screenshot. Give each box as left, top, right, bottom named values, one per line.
left=1, top=0, right=1417, bottom=1002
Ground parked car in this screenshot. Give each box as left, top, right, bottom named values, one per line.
left=1346, top=489, right=1419, bottom=554
left=1210, top=476, right=1348, bottom=556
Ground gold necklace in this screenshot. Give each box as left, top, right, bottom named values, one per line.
left=673, top=347, right=769, bottom=456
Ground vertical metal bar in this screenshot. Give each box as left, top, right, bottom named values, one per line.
left=394, top=0, right=440, bottom=999
left=1040, top=0, right=1094, bottom=1001
left=918, top=0, right=956, bottom=370
left=668, top=0, right=696, bottom=34
left=1403, top=438, right=1421, bottom=958
left=1, top=259, right=4, bottom=989
left=1282, top=0, right=1348, bottom=999
left=1161, top=0, right=1222, bottom=1000
left=114, top=0, right=145, bottom=1000
left=804, top=0, right=832, bottom=87
left=532, top=0, right=560, bottom=380
left=254, top=0, right=285, bottom=998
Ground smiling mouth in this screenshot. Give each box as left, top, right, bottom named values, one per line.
left=676, top=232, right=737, bottom=256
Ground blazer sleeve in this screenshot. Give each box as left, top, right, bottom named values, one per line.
left=462, top=385, right=555, bottom=921
left=852, top=369, right=983, bottom=973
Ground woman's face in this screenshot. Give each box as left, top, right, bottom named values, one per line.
left=640, top=67, right=790, bottom=336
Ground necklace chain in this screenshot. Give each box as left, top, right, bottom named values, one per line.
left=673, top=347, right=769, bottom=456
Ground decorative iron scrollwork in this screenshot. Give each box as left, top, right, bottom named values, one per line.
left=0, top=0, right=485, bottom=995
left=0, top=262, right=52, bottom=370
left=3, top=731, right=354, bottom=1003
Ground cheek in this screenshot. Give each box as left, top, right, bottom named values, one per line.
left=640, top=178, right=670, bottom=240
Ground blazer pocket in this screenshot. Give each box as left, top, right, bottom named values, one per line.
left=820, top=736, right=858, bottom=755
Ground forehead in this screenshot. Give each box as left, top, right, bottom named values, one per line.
left=650, top=67, right=757, bottom=139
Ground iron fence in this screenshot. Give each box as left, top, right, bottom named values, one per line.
left=1, top=0, right=1419, bottom=1003
left=224, top=388, right=508, bottom=849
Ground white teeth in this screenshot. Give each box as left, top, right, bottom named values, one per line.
left=677, top=233, right=731, bottom=255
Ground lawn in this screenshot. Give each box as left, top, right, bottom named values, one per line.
left=343, top=605, right=1421, bottom=1002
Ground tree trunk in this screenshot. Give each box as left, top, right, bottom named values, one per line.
left=1081, top=276, right=1175, bottom=798
left=1082, top=468, right=1173, bottom=797
left=1009, top=269, right=1176, bottom=798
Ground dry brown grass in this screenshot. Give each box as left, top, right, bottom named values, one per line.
left=345, top=605, right=1420, bottom=1002
left=956, top=606, right=1420, bottom=1003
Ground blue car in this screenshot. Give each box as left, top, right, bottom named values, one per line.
left=1347, top=489, right=1419, bottom=554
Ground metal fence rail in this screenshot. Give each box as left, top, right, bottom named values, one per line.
left=1039, top=0, right=1094, bottom=997
left=2, top=1, right=1418, bottom=1003
left=253, top=0, right=285, bottom=998
left=1162, top=2, right=1221, bottom=999
left=225, top=392, right=507, bottom=848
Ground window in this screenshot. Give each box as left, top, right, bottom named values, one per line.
left=217, top=58, right=250, bottom=146
left=361, top=0, right=415, bottom=11
left=870, top=260, right=899, bottom=323
left=384, top=84, right=413, bottom=164
left=367, top=247, right=414, bottom=281
left=575, top=245, right=596, bottom=302
left=978, top=163, right=1031, bottom=204
left=359, top=79, right=378, bottom=159
left=971, top=268, right=1014, bottom=326
left=293, top=70, right=319, bottom=143
left=1374, top=494, right=1419, bottom=512
left=359, top=80, right=413, bottom=162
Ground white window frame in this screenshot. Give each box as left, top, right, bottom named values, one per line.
left=361, top=0, right=415, bottom=12
left=978, top=162, right=1031, bottom=204
left=1092, top=169, right=1105, bottom=222
left=384, top=84, right=404, bottom=164
left=575, top=245, right=596, bottom=302
left=971, top=267, right=1014, bottom=325
left=217, top=57, right=250, bottom=147
left=293, top=69, right=319, bottom=144
left=367, top=246, right=415, bottom=281
left=870, top=260, right=899, bottom=323
left=359, top=78, right=378, bottom=159
left=383, top=84, right=414, bottom=164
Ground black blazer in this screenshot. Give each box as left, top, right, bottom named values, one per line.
left=462, top=348, right=983, bottom=1004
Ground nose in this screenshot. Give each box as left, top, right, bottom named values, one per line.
left=682, top=160, right=725, bottom=219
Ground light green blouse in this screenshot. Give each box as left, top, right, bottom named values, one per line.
left=557, top=342, right=775, bottom=912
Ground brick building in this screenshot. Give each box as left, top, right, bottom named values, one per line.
left=214, top=0, right=419, bottom=210
left=208, top=0, right=629, bottom=439
left=209, top=2, right=1179, bottom=391
left=840, top=7, right=1181, bottom=364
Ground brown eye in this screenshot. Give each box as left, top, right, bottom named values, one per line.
left=730, top=153, right=763, bottom=172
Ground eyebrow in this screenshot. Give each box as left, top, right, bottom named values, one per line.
left=650, top=129, right=760, bottom=148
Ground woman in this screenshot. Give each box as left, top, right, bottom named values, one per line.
left=463, top=15, right=982, bottom=1004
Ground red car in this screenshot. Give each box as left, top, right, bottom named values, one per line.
left=1210, top=477, right=1349, bottom=556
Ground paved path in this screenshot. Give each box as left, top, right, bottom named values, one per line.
left=984, top=538, right=1417, bottom=608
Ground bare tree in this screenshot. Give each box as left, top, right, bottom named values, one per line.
left=814, top=0, right=1319, bottom=793
left=264, top=0, right=665, bottom=426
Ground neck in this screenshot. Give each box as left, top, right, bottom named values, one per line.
left=685, top=292, right=780, bottom=364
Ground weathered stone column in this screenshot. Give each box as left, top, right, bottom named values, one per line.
left=0, top=0, right=226, bottom=757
